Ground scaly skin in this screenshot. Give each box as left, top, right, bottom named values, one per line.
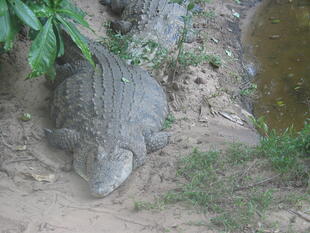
left=46, top=35, right=169, bottom=197
left=102, top=0, right=194, bottom=48
left=100, top=0, right=128, bottom=14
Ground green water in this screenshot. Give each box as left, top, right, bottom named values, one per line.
left=243, top=0, right=310, bottom=131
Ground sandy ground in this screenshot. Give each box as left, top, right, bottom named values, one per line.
left=0, top=0, right=296, bottom=232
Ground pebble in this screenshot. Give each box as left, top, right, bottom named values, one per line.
left=269, top=35, right=280, bottom=39
left=194, top=77, right=206, bottom=85
left=171, top=82, right=180, bottom=91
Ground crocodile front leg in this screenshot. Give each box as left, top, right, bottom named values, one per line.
left=110, top=20, right=133, bottom=34
left=47, top=60, right=93, bottom=88
left=44, top=128, right=80, bottom=151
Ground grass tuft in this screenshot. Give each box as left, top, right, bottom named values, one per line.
left=257, top=121, right=310, bottom=182
left=136, top=122, right=310, bottom=232
left=100, top=27, right=169, bottom=68
left=163, top=114, right=176, bottom=129
left=133, top=199, right=165, bottom=211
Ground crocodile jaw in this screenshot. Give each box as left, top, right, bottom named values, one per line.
left=89, top=148, right=133, bottom=197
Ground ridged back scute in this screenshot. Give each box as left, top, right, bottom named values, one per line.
left=122, top=0, right=169, bottom=31
left=51, top=39, right=167, bottom=158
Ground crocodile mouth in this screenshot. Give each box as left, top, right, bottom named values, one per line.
left=89, top=148, right=133, bottom=198
left=90, top=182, right=117, bottom=197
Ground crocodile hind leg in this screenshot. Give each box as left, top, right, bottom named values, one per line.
left=145, top=132, right=170, bottom=153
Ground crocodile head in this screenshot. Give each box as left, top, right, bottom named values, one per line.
left=87, top=145, right=133, bottom=197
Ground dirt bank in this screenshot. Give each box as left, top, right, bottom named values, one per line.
left=0, top=1, right=263, bottom=232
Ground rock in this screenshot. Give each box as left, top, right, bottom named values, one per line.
left=171, top=82, right=180, bottom=91
left=194, top=77, right=206, bottom=85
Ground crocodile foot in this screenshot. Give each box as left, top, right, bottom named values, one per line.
left=110, top=20, right=133, bottom=34
left=146, top=132, right=171, bottom=153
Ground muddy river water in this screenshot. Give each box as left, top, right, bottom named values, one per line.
left=242, top=0, right=310, bottom=131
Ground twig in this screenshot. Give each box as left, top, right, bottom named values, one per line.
left=27, top=150, right=59, bottom=172
left=168, top=4, right=191, bottom=83
left=0, top=134, right=14, bottom=150
left=238, top=159, right=258, bottom=181
left=6, top=157, right=37, bottom=164
left=234, top=174, right=280, bottom=191
left=287, top=209, right=310, bottom=223
left=64, top=205, right=152, bottom=227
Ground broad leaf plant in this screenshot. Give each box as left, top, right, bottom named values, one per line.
left=0, top=0, right=94, bottom=78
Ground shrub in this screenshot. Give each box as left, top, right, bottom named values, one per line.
left=0, top=0, right=93, bottom=78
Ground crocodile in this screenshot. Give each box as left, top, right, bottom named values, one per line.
left=101, top=0, right=194, bottom=48
left=45, top=34, right=169, bottom=197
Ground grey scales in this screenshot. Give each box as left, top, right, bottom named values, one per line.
left=101, top=0, right=194, bottom=48
left=45, top=34, right=169, bottom=197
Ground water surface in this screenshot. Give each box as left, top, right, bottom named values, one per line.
left=243, top=0, right=310, bottom=131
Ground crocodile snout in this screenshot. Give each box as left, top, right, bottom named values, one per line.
left=90, top=182, right=117, bottom=197
left=89, top=148, right=133, bottom=197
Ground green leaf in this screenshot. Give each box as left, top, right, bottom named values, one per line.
left=60, top=0, right=86, bottom=17
left=0, top=8, right=19, bottom=50
left=121, top=77, right=130, bottom=83
left=44, top=0, right=53, bottom=6
left=169, top=0, right=183, bottom=5
left=27, top=2, right=53, bottom=18
left=28, top=17, right=56, bottom=78
left=45, top=64, right=56, bottom=80
left=56, top=8, right=89, bottom=28
left=225, top=50, right=232, bottom=57
left=56, top=14, right=94, bottom=66
left=8, top=0, right=41, bottom=30
left=187, top=2, right=195, bottom=11
left=0, top=0, right=8, bottom=16
left=271, top=19, right=281, bottom=24
left=54, top=22, right=64, bottom=57
left=0, top=7, right=10, bottom=41
left=232, top=9, right=240, bottom=18
left=4, top=10, right=19, bottom=50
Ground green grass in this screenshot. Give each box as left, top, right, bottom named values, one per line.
left=240, top=83, right=257, bottom=96
left=100, top=27, right=169, bottom=68
left=163, top=114, right=176, bottom=129
left=225, top=143, right=255, bottom=165
left=134, top=122, right=310, bottom=232
left=194, top=10, right=216, bottom=19
left=133, top=199, right=166, bottom=211
left=163, top=149, right=229, bottom=211
left=101, top=5, right=222, bottom=74
left=102, top=29, right=221, bottom=71
left=276, top=191, right=310, bottom=208
left=161, top=148, right=278, bottom=232
left=257, top=121, right=310, bottom=181
left=175, top=48, right=222, bottom=68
